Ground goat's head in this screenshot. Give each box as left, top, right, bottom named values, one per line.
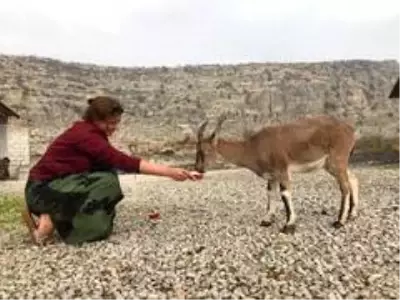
left=194, top=114, right=227, bottom=173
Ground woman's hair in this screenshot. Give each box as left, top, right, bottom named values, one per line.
left=83, top=96, right=124, bottom=121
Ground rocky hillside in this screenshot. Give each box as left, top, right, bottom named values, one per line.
left=0, top=54, right=398, bottom=166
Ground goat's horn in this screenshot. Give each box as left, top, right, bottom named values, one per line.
left=208, top=113, right=227, bottom=141
left=197, top=120, right=209, bottom=141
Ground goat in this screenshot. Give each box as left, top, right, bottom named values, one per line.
left=194, top=114, right=359, bottom=234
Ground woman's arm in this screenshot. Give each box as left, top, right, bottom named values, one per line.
left=76, top=126, right=203, bottom=181
left=75, top=130, right=141, bottom=173
left=138, top=159, right=174, bottom=177
left=75, top=129, right=202, bottom=180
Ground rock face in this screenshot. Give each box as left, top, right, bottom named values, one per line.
left=0, top=54, right=398, bottom=166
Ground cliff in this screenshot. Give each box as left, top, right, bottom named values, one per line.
left=0, top=54, right=398, bottom=167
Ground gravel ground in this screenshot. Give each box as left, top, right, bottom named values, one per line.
left=0, top=165, right=399, bottom=299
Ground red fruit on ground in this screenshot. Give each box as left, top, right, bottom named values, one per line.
left=148, top=212, right=160, bottom=220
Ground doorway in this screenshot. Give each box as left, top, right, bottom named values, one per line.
left=0, top=115, right=7, bottom=158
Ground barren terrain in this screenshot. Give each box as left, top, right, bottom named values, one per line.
left=0, top=165, right=399, bottom=299
left=0, top=54, right=398, bottom=298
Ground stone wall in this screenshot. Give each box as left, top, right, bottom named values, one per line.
left=6, top=117, right=30, bottom=179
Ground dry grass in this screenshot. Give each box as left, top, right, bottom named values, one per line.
left=355, top=135, right=399, bottom=154
left=0, top=194, right=24, bottom=231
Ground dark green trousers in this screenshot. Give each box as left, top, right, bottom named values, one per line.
left=25, top=171, right=124, bottom=245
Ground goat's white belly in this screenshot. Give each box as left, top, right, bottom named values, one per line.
left=288, top=155, right=327, bottom=173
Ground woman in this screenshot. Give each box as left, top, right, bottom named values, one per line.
left=22, top=96, right=203, bottom=245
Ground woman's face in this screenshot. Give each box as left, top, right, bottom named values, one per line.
left=94, top=115, right=121, bottom=136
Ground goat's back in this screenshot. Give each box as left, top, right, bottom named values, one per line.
left=250, top=115, right=355, bottom=165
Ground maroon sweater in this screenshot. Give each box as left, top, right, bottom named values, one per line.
left=29, top=120, right=142, bottom=181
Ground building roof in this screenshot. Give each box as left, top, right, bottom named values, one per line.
left=389, top=78, right=399, bottom=99
left=0, top=101, right=20, bottom=119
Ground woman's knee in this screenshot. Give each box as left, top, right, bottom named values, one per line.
left=63, top=210, right=115, bottom=245
left=91, top=171, right=124, bottom=201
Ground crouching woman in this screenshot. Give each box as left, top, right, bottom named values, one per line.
left=22, top=96, right=202, bottom=245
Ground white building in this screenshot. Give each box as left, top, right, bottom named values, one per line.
left=0, top=101, right=30, bottom=179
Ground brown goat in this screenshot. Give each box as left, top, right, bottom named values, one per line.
left=194, top=114, right=359, bottom=234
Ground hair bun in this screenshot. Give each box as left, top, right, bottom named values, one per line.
left=82, top=96, right=124, bottom=122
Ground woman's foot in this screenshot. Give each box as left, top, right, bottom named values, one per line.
left=21, top=209, right=54, bottom=245
left=36, top=214, right=55, bottom=243
left=21, top=208, right=40, bottom=244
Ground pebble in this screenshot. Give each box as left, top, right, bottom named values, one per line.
left=0, top=166, right=398, bottom=299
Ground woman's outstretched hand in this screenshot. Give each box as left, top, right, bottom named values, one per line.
left=138, top=160, right=204, bottom=181
left=168, top=168, right=204, bottom=181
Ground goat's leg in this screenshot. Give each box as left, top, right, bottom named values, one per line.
left=334, top=172, right=351, bottom=228
left=260, top=178, right=278, bottom=227
left=324, top=158, right=352, bottom=228
left=279, top=176, right=296, bottom=234
left=347, top=169, right=359, bottom=221
left=327, top=171, right=350, bottom=227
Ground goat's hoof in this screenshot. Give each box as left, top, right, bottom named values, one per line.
left=281, top=224, right=296, bottom=234
left=260, top=220, right=273, bottom=227
left=321, top=209, right=329, bottom=215
left=347, top=214, right=357, bottom=222
left=332, top=221, right=344, bottom=229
